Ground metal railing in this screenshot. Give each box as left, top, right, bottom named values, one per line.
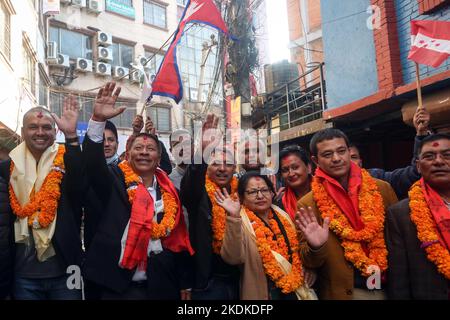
left=261, top=63, right=326, bottom=135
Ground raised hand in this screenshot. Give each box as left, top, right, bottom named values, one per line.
left=296, top=207, right=329, bottom=250
left=413, top=107, right=430, bottom=136
left=52, top=95, right=79, bottom=138
left=92, top=82, right=126, bottom=122
left=202, top=114, right=220, bottom=152
left=214, top=188, right=241, bottom=218
left=275, top=187, right=286, bottom=202
left=132, top=115, right=144, bottom=134
left=145, top=116, right=156, bottom=135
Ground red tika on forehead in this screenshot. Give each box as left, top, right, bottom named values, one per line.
left=143, top=135, right=148, bottom=141
left=37, top=111, right=44, bottom=118
left=432, top=142, right=440, bottom=147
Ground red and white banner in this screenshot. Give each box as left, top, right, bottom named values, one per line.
left=408, top=20, right=450, bottom=68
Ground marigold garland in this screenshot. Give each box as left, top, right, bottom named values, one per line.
left=205, top=174, right=238, bottom=254
left=409, top=181, right=450, bottom=280
left=244, top=207, right=304, bottom=294
left=312, top=169, right=388, bottom=276
left=118, top=160, right=177, bottom=240
left=9, top=145, right=65, bottom=229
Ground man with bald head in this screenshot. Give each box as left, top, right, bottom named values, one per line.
left=0, top=99, right=84, bottom=300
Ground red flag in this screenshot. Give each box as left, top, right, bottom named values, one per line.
left=151, top=0, right=231, bottom=103
left=407, top=20, right=450, bottom=68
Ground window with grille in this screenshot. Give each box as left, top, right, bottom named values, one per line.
left=148, top=106, right=171, bottom=132
left=110, top=101, right=137, bottom=128
left=0, top=1, right=11, bottom=60
left=49, top=27, right=93, bottom=60
left=50, top=92, right=94, bottom=123
left=112, top=42, right=134, bottom=68
left=143, top=1, right=167, bottom=29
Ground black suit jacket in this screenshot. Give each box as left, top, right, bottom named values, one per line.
left=0, top=144, right=84, bottom=273
left=82, top=137, right=190, bottom=297
left=180, top=161, right=240, bottom=290
left=82, top=140, right=173, bottom=251
left=0, top=174, right=13, bottom=299
left=386, top=198, right=449, bottom=300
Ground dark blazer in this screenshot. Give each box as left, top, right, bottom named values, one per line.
left=0, top=144, right=84, bottom=274
left=368, top=135, right=425, bottom=200
left=0, top=175, right=13, bottom=299
left=83, top=141, right=173, bottom=251
left=180, top=161, right=240, bottom=290
left=82, top=137, right=190, bottom=297
left=385, top=198, right=449, bottom=300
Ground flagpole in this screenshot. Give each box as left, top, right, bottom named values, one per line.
left=415, top=62, right=423, bottom=110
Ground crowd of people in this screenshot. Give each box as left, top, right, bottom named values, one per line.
left=0, top=81, right=448, bottom=300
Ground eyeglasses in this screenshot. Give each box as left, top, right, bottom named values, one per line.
left=245, top=188, right=272, bottom=198
left=419, top=151, right=450, bottom=162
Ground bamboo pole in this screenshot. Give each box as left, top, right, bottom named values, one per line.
left=415, top=63, right=423, bottom=110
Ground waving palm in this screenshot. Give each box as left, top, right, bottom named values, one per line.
left=92, top=82, right=126, bottom=122
left=52, top=95, right=79, bottom=138
left=215, top=188, right=241, bottom=218
left=296, top=207, right=329, bottom=250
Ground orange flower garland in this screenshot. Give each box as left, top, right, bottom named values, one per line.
left=409, top=181, right=450, bottom=280
left=9, top=145, right=65, bottom=229
left=312, top=169, right=388, bottom=276
left=118, top=160, right=178, bottom=240
left=205, top=174, right=238, bottom=254
left=245, top=207, right=304, bottom=294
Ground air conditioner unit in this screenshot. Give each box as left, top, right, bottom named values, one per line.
left=129, top=69, right=143, bottom=83
left=96, top=62, right=111, bottom=76
left=137, top=55, right=148, bottom=67
left=71, top=0, right=86, bottom=8
left=87, top=0, right=102, bottom=14
left=113, top=66, right=129, bottom=79
left=60, top=0, right=72, bottom=5
left=46, top=41, right=58, bottom=63
left=147, top=72, right=156, bottom=83
left=75, top=58, right=93, bottom=72
left=49, top=53, right=70, bottom=68
left=98, top=47, right=113, bottom=62
left=97, top=31, right=112, bottom=47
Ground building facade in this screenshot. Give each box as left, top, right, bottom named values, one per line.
left=48, top=0, right=183, bottom=152
left=257, top=0, right=449, bottom=171
left=0, top=0, right=49, bottom=159
left=321, top=0, right=450, bottom=169
left=287, top=0, right=323, bottom=83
